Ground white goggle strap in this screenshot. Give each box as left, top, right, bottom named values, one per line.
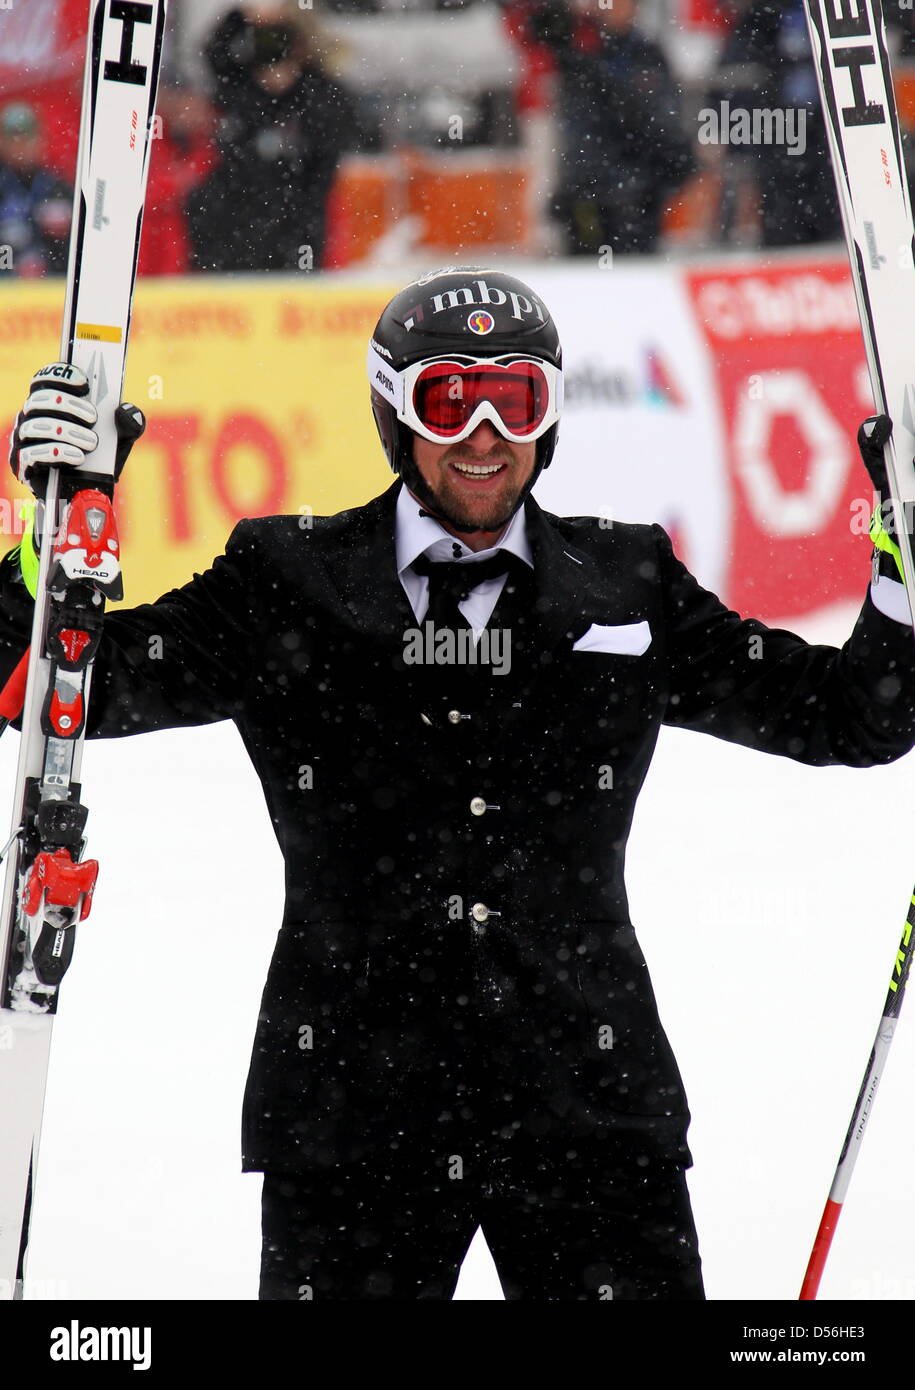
left=367, top=343, right=405, bottom=414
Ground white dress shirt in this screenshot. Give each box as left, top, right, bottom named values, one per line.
left=395, top=484, right=534, bottom=638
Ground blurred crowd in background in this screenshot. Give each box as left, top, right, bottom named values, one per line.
left=3, top=0, right=915, bottom=276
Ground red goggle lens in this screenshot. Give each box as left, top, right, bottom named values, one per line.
left=411, top=360, right=550, bottom=438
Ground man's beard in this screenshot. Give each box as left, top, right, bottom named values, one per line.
left=401, top=450, right=532, bottom=534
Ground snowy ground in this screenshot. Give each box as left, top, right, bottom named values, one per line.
left=6, top=597, right=915, bottom=1302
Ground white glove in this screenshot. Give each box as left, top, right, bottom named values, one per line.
left=9, top=362, right=144, bottom=498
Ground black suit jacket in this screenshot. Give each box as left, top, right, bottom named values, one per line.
left=2, top=480, right=914, bottom=1173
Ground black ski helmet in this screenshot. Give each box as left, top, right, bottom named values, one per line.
left=367, top=267, right=562, bottom=497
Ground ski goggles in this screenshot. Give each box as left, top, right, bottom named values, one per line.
left=367, top=347, right=563, bottom=444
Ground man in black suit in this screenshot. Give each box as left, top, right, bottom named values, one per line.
left=5, top=269, right=915, bottom=1300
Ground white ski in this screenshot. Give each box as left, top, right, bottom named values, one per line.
left=0, top=0, right=167, bottom=1300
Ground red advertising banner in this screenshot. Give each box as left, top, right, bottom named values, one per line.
left=685, top=258, right=874, bottom=620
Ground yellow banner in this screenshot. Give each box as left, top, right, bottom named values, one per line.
left=0, top=277, right=397, bottom=604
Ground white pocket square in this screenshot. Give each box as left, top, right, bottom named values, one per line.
left=572, top=620, right=652, bottom=656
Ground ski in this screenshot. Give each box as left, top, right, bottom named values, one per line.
left=800, top=0, right=915, bottom=1298
left=0, top=0, right=167, bottom=1300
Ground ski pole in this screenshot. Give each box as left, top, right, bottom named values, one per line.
left=800, top=894, right=915, bottom=1298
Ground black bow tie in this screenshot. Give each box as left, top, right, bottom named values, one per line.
left=412, top=550, right=526, bottom=601
left=411, top=550, right=528, bottom=630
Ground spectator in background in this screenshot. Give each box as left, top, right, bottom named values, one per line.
left=528, top=0, right=694, bottom=255
left=708, top=0, right=840, bottom=247
left=140, top=87, right=219, bottom=277
left=189, top=3, right=356, bottom=272
left=0, top=103, right=72, bottom=278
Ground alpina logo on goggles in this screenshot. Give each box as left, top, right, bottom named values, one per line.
left=368, top=347, right=563, bottom=444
